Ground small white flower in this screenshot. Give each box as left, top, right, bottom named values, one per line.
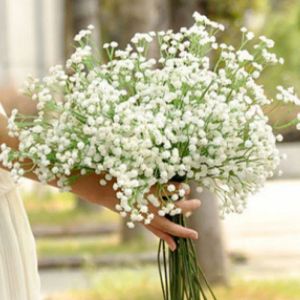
left=171, top=194, right=179, bottom=201
left=77, top=142, right=85, bottom=150
left=115, top=204, right=122, bottom=211
left=246, top=32, right=254, bottom=40
left=167, top=184, right=176, bottom=192
left=127, top=222, right=135, bottom=229
left=158, top=210, right=166, bottom=217
left=178, top=189, right=186, bottom=197
left=110, top=41, right=118, bottom=48
left=245, top=140, right=253, bottom=148
left=99, top=179, right=107, bottom=186
left=105, top=173, right=113, bottom=181
left=140, top=205, right=148, bottom=213
left=168, top=47, right=177, bottom=55
left=120, top=211, right=127, bottom=218
left=276, top=134, right=283, bottom=142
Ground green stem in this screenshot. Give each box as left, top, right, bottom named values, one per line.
left=158, top=213, right=217, bottom=300
left=274, top=118, right=298, bottom=130
left=158, top=239, right=167, bottom=300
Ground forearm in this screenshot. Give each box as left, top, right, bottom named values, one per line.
left=70, top=173, right=117, bottom=210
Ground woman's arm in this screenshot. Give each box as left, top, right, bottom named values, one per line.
left=0, top=89, right=200, bottom=250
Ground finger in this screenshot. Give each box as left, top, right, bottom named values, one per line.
left=145, top=225, right=177, bottom=251
left=185, top=211, right=193, bottom=218
left=175, top=199, right=201, bottom=214
left=151, top=216, right=198, bottom=240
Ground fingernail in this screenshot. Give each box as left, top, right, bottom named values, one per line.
left=194, top=200, right=201, bottom=208
left=191, top=231, right=198, bottom=240
left=185, top=212, right=192, bottom=218
left=170, top=244, right=176, bottom=251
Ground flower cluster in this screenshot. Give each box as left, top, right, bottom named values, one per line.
left=1, top=12, right=300, bottom=226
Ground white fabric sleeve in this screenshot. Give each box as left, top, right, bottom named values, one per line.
left=0, top=170, right=41, bottom=300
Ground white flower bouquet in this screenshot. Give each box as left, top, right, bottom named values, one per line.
left=1, top=12, right=300, bottom=300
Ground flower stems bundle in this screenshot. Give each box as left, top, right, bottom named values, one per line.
left=158, top=214, right=216, bottom=300
left=1, top=12, right=300, bottom=300
left=158, top=176, right=216, bottom=300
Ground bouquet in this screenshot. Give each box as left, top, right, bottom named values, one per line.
left=1, top=12, right=300, bottom=300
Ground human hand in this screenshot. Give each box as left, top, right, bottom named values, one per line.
left=71, top=174, right=201, bottom=251
left=145, top=184, right=201, bottom=251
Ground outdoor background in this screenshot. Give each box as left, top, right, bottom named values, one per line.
left=1, top=0, right=300, bottom=299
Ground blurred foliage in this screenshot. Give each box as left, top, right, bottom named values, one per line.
left=206, top=0, right=269, bottom=21
left=99, top=0, right=270, bottom=43
left=261, top=1, right=300, bottom=94
left=23, top=189, right=118, bottom=226
left=23, top=189, right=75, bottom=212
left=37, top=236, right=154, bottom=258
left=28, top=207, right=117, bottom=227
left=48, top=269, right=300, bottom=300
left=260, top=0, right=300, bottom=139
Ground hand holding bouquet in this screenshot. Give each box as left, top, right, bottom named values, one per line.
left=1, top=12, right=300, bottom=299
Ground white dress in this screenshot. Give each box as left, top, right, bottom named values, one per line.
left=0, top=169, right=41, bottom=300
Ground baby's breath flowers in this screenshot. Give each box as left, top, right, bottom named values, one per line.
left=1, top=12, right=300, bottom=227
left=2, top=11, right=300, bottom=300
